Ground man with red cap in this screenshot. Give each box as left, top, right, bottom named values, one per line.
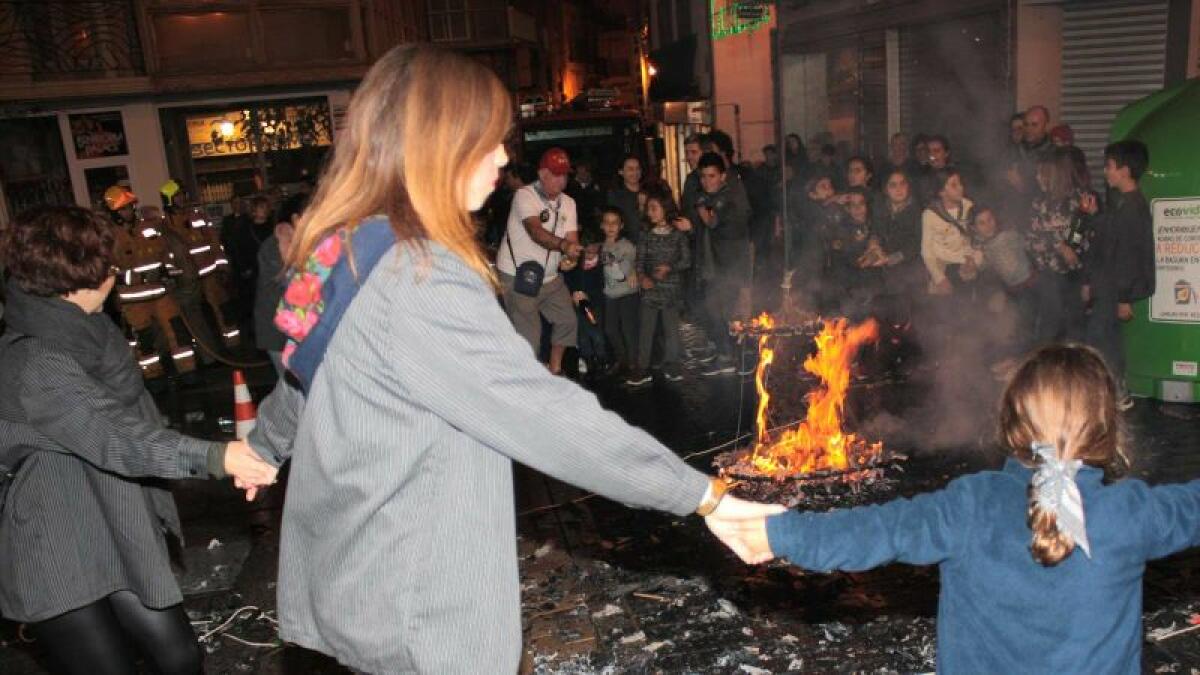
left=497, top=147, right=582, bottom=374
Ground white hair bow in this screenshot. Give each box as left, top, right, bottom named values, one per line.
left=1031, top=442, right=1092, bottom=558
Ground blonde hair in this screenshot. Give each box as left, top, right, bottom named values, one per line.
left=999, top=344, right=1130, bottom=566
left=288, top=45, right=511, bottom=284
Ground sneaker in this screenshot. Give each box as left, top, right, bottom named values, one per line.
left=624, top=370, right=652, bottom=387
left=702, top=358, right=736, bottom=377
left=663, top=365, right=684, bottom=382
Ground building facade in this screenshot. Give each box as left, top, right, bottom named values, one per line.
left=0, top=0, right=645, bottom=224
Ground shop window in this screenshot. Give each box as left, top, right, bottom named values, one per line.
left=427, top=0, right=506, bottom=42
left=0, top=117, right=74, bottom=217
left=3, top=0, right=146, bottom=81
left=261, top=8, right=356, bottom=63
left=152, top=11, right=253, bottom=72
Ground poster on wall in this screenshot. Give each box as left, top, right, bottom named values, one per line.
left=1149, top=197, right=1200, bottom=324
left=84, top=165, right=130, bottom=212
left=69, top=112, right=129, bottom=159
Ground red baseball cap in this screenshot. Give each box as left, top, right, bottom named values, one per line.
left=539, top=147, right=571, bottom=176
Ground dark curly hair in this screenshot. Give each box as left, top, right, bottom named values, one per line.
left=1, top=205, right=117, bottom=296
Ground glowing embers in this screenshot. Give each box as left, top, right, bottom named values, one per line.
left=725, top=315, right=886, bottom=479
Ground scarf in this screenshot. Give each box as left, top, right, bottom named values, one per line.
left=3, top=281, right=144, bottom=404
left=274, top=217, right=397, bottom=393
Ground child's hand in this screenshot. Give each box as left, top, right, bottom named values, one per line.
left=640, top=276, right=655, bottom=291
left=653, top=264, right=670, bottom=281
left=704, top=496, right=787, bottom=564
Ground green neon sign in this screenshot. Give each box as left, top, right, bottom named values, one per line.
left=711, top=0, right=770, bottom=40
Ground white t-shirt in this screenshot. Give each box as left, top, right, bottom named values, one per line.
left=497, top=183, right=577, bottom=281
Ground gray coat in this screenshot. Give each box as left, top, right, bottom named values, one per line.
left=248, top=242, right=709, bottom=674
left=255, top=234, right=288, bottom=352
left=0, top=284, right=221, bottom=622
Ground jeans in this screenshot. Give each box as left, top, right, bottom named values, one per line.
left=638, top=300, right=682, bottom=369
left=1032, top=272, right=1085, bottom=346
left=604, top=293, right=639, bottom=366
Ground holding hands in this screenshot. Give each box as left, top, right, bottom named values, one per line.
left=705, top=495, right=786, bottom=564
left=224, top=440, right=278, bottom=501
left=697, top=478, right=787, bottom=564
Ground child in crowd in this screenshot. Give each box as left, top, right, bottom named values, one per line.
left=599, top=207, right=639, bottom=376
left=796, top=176, right=845, bottom=295
left=1080, top=140, right=1155, bottom=379
left=563, top=236, right=609, bottom=377
left=968, top=206, right=1037, bottom=370
left=715, top=344, right=1200, bottom=673
left=832, top=187, right=875, bottom=313
left=627, top=194, right=690, bottom=386
left=921, top=168, right=981, bottom=296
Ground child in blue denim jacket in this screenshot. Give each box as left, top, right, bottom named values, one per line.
left=714, top=344, right=1200, bottom=673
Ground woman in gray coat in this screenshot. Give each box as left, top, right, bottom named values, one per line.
left=0, top=206, right=278, bottom=674
left=245, top=45, right=781, bottom=674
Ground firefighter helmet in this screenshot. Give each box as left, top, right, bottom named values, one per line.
left=104, top=185, right=137, bottom=211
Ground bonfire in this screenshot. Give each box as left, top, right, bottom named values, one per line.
left=730, top=314, right=885, bottom=479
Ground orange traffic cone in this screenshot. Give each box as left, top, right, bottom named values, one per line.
left=232, top=369, right=257, bottom=439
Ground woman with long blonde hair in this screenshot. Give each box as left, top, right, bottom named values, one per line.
left=245, top=45, right=779, bottom=674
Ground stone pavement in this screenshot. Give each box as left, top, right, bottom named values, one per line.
left=2, top=355, right=1199, bottom=674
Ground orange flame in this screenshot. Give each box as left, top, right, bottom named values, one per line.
left=750, top=316, right=882, bottom=477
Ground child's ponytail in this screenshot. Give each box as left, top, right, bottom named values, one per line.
left=999, top=344, right=1130, bottom=567
left=1027, top=486, right=1075, bottom=566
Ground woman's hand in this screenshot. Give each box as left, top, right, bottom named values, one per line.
left=704, top=495, right=787, bottom=564
left=224, top=440, right=278, bottom=501
left=1079, top=192, right=1099, bottom=215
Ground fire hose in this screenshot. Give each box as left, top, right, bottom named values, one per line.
left=173, top=309, right=271, bottom=370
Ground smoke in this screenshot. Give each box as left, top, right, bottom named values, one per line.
left=863, top=287, right=1021, bottom=457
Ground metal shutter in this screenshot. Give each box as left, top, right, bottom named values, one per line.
left=1061, top=0, right=1168, bottom=188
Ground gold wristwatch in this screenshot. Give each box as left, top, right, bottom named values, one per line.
left=695, top=477, right=730, bottom=517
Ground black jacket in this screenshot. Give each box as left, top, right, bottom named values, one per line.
left=1085, top=189, right=1155, bottom=303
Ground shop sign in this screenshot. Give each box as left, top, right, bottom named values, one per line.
left=187, top=113, right=254, bottom=159
left=69, top=111, right=128, bottom=159
left=187, top=108, right=332, bottom=159
left=1150, top=197, right=1200, bottom=324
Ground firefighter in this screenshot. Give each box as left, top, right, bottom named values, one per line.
left=158, top=180, right=240, bottom=362
left=104, top=185, right=197, bottom=378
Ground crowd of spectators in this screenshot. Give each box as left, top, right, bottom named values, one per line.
left=487, top=105, right=1155, bottom=392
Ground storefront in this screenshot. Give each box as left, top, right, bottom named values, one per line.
left=776, top=0, right=1011, bottom=166
left=158, top=92, right=346, bottom=213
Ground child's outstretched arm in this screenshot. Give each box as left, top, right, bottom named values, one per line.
left=1141, top=479, right=1200, bottom=561
left=767, top=477, right=973, bottom=572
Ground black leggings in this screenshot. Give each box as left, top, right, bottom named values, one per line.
left=29, top=590, right=202, bottom=675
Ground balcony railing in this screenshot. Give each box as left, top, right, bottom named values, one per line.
left=0, top=0, right=146, bottom=82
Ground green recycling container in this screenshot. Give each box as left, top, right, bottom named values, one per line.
left=1110, top=78, right=1200, bottom=402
